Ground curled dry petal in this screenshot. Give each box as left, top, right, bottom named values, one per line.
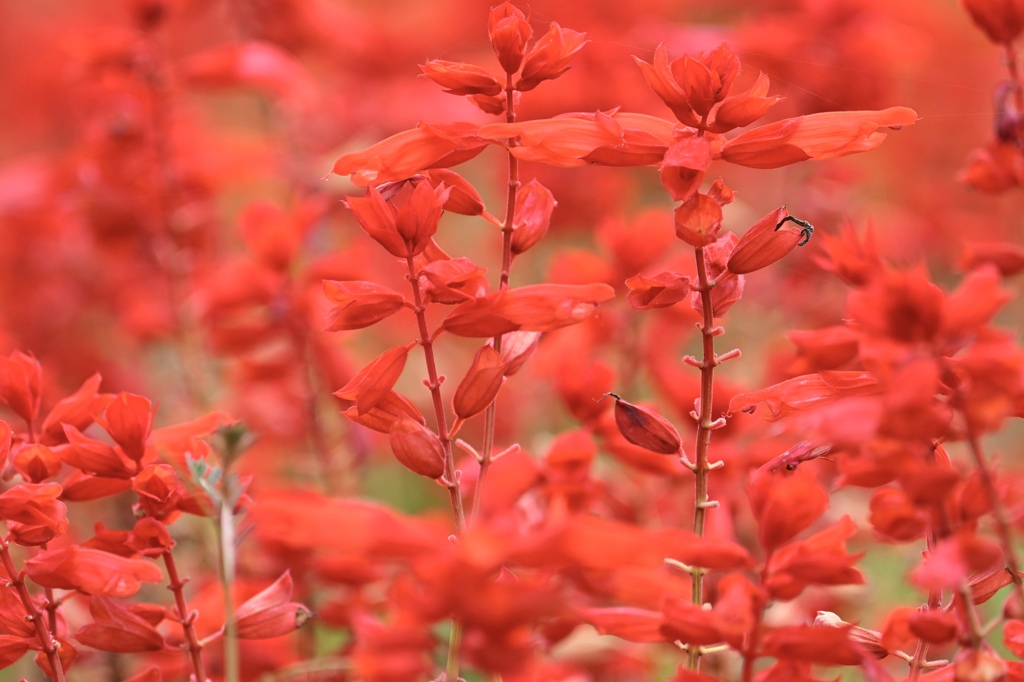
left=323, top=280, right=406, bottom=331
left=388, top=417, right=446, bottom=479
left=610, top=394, right=682, bottom=455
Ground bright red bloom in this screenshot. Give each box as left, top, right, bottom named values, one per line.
left=729, top=370, right=881, bottom=421
left=0, top=482, right=68, bottom=545
left=765, top=515, right=865, bottom=600
left=231, top=572, right=313, bottom=639
left=39, top=373, right=112, bottom=445
left=332, top=123, right=488, bottom=187
left=634, top=43, right=742, bottom=128
left=322, top=280, right=406, bottom=331
left=0, top=350, right=42, bottom=428
left=60, top=424, right=136, bottom=478
left=25, top=545, right=163, bottom=597
left=761, top=624, right=863, bottom=666
left=12, top=443, right=61, bottom=483
left=625, top=272, right=692, bottom=309
left=132, top=464, right=187, bottom=520
left=720, top=107, right=918, bottom=169
left=813, top=221, right=884, bottom=287
left=342, top=390, right=425, bottom=434
left=660, top=136, right=712, bottom=202
left=442, top=283, right=615, bottom=337
left=333, top=344, right=412, bottom=414
left=517, top=23, right=588, bottom=92
left=347, top=181, right=451, bottom=259
left=75, top=596, right=166, bottom=653
left=420, top=60, right=503, bottom=96
left=488, top=2, right=531, bottom=75
left=674, top=193, right=722, bottom=247
left=586, top=607, right=665, bottom=643
left=748, top=467, right=830, bottom=552
left=100, top=392, right=154, bottom=463
left=418, top=257, right=489, bottom=304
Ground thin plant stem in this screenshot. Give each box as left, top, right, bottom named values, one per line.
left=163, top=549, right=207, bottom=682
left=966, top=433, right=1024, bottom=605
left=686, top=245, right=719, bottom=670
left=472, top=72, right=520, bottom=521
left=404, top=256, right=466, bottom=681
left=0, top=539, right=64, bottom=682
left=218, top=473, right=239, bottom=682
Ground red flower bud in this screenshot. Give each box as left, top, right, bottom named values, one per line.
left=625, top=272, right=692, bottom=309
left=608, top=394, right=682, bottom=455
left=453, top=345, right=508, bottom=419
left=102, top=392, right=155, bottom=463
left=334, top=344, right=412, bottom=414
left=389, top=417, right=446, bottom=479
left=727, top=208, right=813, bottom=274
left=233, top=572, right=313, bottom=639
left=511, top=179, right=555, bottom=255
left=488, top=2, right=532, bottom=75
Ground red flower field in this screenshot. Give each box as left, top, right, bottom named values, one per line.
left=1, top=1, right=1024, bottom=680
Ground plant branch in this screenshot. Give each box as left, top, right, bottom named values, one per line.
left=0, top=538, right=64, bottom=682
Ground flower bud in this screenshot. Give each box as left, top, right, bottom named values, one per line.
left=453, top=345, right=508, bottom=419
left=511, top=180, right=555, bottom=255
left=488, top=2, right=532, bottom=75
left=609, top=394, right=681, bottom=455
left=727, top=207, right=813, bottom=275
left=389, top=417, right=446, bottom=479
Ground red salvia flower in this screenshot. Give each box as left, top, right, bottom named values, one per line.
left=333, top=344, right=413, bottom=414
left=39, top=373, right=112, bottom=445
left=660, top=136, right=712, bottom=202
left=488, top=2, right=532, bottom=75
left=25, top=545, right=163, bottom=598
left=720, top=107, right=918, bottom=169
left=132, top=463, right=187, bottom=520
left=727, top=208, right=813, bottom=275
left=322, top=280, right=406, bottom=331
left=634, top=43, right=741, bottom=128
left=962, top=0, right=1024, bottom=44
left=516, top=23, right=588, bottom=92
left=75, top=596, right=166, bottom=653
left=442, top=282, right=615, bottom=337
left=510, top=179, right=556, bottom=256
left=346, top=181, right=451, bottom=259
left=230, top=571, right=313, bottom=639
left=420, top=60, right=503, bottom=96
left=0, top=482, right=68, bottom=545
left=100, top=392, right=154, bottom=464
left=625, top=272, right=693, bottom=309
left=418, top=257, right=489, bottom=304
left=0, top=350, right=42, bottom=428
left=332, top=122, right=488, bottom=187
left=674, top=193, right=723, bottom=247
left=12, top=444, right=62, bottom=483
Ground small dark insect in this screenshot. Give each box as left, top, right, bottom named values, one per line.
left=762, top=441, right=833, bottom=474
left=775, top=215, right=814, bottom=246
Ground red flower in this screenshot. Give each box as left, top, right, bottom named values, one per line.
left=230, top=572, right=313, bottom=639
left=132, top=464, right=187, bottom=520
left=333, top=344, right=412, bottom=414
left=586, top=607, right=665, bottom=643
left=0, top=350, right=42, bottom=428
left=100, top=392, right=154, bottom=464
left=347, top=181, right=451, bottom=258
left=510, top=179, right=556, bottom=255
left=625, top=272, right=692, bottom=309
left=660, top=136, right=712, bottom=202
left=75, top=596, right=166, bottom=653
left=322, top=280, right=406, bottom=331
left=720, top=107, right=918, bottom=169
left=420, top=60, right=503, bottom=96
left=0, top=482, right=68, bottom=545
left=609, top=394, right=682, bottom=455
left=442, top=283, right=615, bottom=337
left=331, top=122, right=488, bottom=187
left=674, top=193, right=722, bottom=247
left=25, top=545, right=163, bottom=597
left=634, top=43, right=741, bottom=128
left=488, top=2, right=531, bottom=75
left=516, top=23, right=588, bottom=92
